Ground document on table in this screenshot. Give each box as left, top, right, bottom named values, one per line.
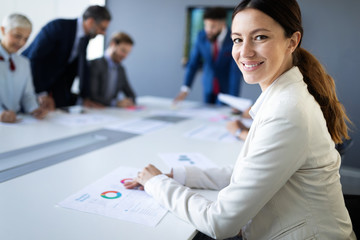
left=58, top=167, right=167, bottom=227
left=185, top=125, right=238, bottom=143
left=50, top=113, right=119, bottom=127
left=151, top=106, right=229, bottom=122
left=218, top=93, right=253, bottom=112
left=105, top=118, right=171, bottom=134
left=0, top=115, right=38, bottom=125
left=159, top=152, right=218, bottom=169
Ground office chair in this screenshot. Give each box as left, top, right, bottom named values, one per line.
left=336, top=138, right=353, bottom=160
left=344, top=194, right=360, bottom=237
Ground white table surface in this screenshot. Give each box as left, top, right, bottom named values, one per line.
left=0, top=96, right=243, bottom=240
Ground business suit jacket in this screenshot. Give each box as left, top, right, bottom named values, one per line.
left=22, top=19, right=89, bottom=107
left=88, top=57, right=136, bottom=106
left=184, top=28, right=242, bottom=103
left=145, top=67, right=356, bottom=239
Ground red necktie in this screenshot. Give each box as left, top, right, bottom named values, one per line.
left=0, top=55, right=15, bottom=71
left=9, top=57, right=15, bottom=71
left=212, top=42, right=220, bottom=94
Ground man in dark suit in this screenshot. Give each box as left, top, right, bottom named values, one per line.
left=84, top=32, right=136, bottom=108
left=22, top=5, right=111, bottom=109
left=174, top=7, right=242, bottom=104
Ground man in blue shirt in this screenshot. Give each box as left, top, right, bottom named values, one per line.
left=174, top=7, right=242, bottom=104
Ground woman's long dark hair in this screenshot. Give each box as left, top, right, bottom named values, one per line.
left=232, top=0, right=351, bottom=144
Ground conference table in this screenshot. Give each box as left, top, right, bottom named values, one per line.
left=0, top=96, right=243, bottom=240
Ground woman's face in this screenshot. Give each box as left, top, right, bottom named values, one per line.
left=231, top=8, right=299, bottom=91
left=1, top=27, right=31, bottom=53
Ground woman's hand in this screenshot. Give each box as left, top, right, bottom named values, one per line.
left=124, top=164, right=173, bottom=190
left=226, top=120, right=250, bottom=141
left=226, top=120, right=240, bottom=135
left=124, top=164, right=162, bottom=190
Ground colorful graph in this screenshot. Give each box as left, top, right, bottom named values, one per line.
left=120, top=178, right=133, bottom=184
left=101, top=191, right=122, bottom=199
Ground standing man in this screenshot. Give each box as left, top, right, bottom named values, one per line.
left=22, top=5, right=111, bottom=109
left=174, top=7, right=242, bottom=104
left=84, top=32, right=136, bottom=108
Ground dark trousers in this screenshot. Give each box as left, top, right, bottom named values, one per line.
left=344, top=194, right=360, bottom=237
left=51, top=59, right=78, bottom=108
left=204, top=93, right=220, bottom=105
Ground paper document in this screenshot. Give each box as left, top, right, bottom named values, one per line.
left=58, top=167, right=167, bottom=227
left=159, top=152, right=218, bottom=169
left=105, top=118, right=171, bottom=134
left=0, top=115, right=37, bottom=125
left=185, top=125, right=238, bottom=143
left=151, top=106, right=228, bottom=122
left=50, top=113, right=119, bottom=127
left=218, top=93, right=252, bottom=112
left=176, top=107, right=227, bottom=120
left=241, top=118, right=253, bottom=128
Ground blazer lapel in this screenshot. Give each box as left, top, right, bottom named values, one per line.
left=64, top=19, right=78, bottom=62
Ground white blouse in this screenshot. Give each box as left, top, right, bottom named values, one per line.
left=145, top=67, right=355, bottom=240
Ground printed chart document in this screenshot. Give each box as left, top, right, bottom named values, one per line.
left=58, top=167, right=167, bottom=227
left=218, top=93, right=252, bottom=112
left=185, top=125, right=238, bottom=143
left=159, top=152, right=218, bottom=169
left=105, top=118, right=171, bottom=134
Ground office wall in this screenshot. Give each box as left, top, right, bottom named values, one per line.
left=0, top=0, right=105, bottom=59
left=105, top=0, right=249, bottom=102
left=107, top=0, right=360, bottom=168
left=297, top=0, right=360, bottom=168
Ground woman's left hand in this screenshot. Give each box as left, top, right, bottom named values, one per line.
left=226, top=120, right=240, bottom=135
left=124, top=164, right=162, bottom=190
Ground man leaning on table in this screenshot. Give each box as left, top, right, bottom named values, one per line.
left=22, top=5, right=111, bottom=110
left=83, top=32, right=136, bottom=108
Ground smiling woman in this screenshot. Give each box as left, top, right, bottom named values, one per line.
left=231, top=8, right=300, bottom=91
left=124, top=0, right=356, bottom=239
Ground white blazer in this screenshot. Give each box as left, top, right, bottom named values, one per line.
left=145, top=67, right=356, bottom=240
